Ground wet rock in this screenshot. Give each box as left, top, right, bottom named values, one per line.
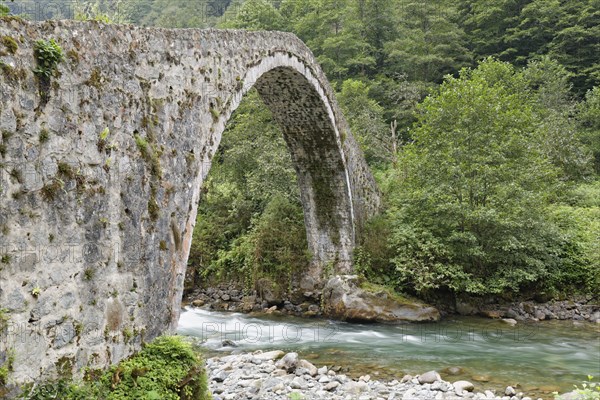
left=322, top=275, right=440, bottom=323
left=191, top=299, right=205, bottom=307
left=472, top=375, right=491, bottom=382
left=501, top=318, right=517, bottom=326
left=442, top=366, right=464, bottom=376
left=456, top=301, right=478, bottom=315
left=419, top=371, right=442, bottom=384
left=480, top=310, right=503, bottom=319
left=253, top=350, right=284, bottom=361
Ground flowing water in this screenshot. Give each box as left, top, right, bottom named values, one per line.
left=178, top=307, right=600, bottom=398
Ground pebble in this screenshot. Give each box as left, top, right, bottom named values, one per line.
left=205, top=351, right=548, bottom=399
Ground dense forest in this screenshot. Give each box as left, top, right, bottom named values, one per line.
left=4, top=0, right=598, bottom=301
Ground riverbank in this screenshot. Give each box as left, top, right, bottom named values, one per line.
left=205, top=350, right=572, bottom=400
left=183, top=285, right=600, bottom=323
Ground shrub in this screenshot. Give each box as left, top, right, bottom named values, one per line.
left=18, top=336, right=211, bottom=400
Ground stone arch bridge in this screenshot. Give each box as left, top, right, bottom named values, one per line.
left=0, top=19, right=379, bottom=384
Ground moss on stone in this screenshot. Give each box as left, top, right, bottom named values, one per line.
left=39, top=128, right=50, bottom=144
left=359, top=281, right=415, bottom=305
left=41, top=178, right=64, bottom=201
left=1, top=36, right=18, bottom=54
left=86, top=67, right=105, bottom=90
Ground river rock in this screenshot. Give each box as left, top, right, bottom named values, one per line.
left=443, top=366, right=465, bottom=376
left=419, top=371, right=442, bottom=384
left=501, top=318, right=517, bottom=326
left=321, top=275, right=440, bottom=323
left=480, top=310, right=503, bottom=319
left=256, top=277, right=283, bottom=306
left=191, top=299, right=205, bottom=307
left=253, top=350, right=284, bottom=361
left=298, top=359, right=318, bottom=376
left=505, top=386, right=517, bottom=396
left=454, top=380, right=475, bottom=394
left=456, top=301, right=478, bottom=315
left=211, top=370, right=229, bottom=382
left=291, top=376, right=308, bottom=390
left=275, top=352, right=298, bottom=372
left=340, top=381, right=368, bottom=393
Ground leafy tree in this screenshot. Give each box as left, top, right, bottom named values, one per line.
left=383, top=59, right=575, bottom=295
left=458, top=0, right=530, bottom=59
left=548, top=0, right=600, bottom=95
left=219, top=0, right=284, bottom=30
left=187, top=89, right=306, bottom=288
left=337, top=79, right=389, bottom=165
left=280, top=0, right=375, bottom=81
left=523, top=56, right=593, bottom=182
left=350, top=0, right=397, bottom=70
left=577, top=86, right=600, bottom=174
left=385, top=0, right=472, bottom=83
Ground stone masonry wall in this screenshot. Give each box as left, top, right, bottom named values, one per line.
left=0, top=18, right=379, bottom=387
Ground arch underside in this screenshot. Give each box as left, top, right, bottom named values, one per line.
left=253, top=67, right=354, bottom=278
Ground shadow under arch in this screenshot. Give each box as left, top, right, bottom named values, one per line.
left=183, top=52, right=356, bottom=291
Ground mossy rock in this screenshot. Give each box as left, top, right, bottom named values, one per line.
left=322, top=275, right=440, bottom=323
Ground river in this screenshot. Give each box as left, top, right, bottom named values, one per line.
left=178, top=307, right=600, bottom=398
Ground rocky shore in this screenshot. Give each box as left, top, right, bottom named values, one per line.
left=205, top=350, right=572, bottom=400
left=471, top=298, right=599, bottom=323
left=184, top=284, right=600, bottom=324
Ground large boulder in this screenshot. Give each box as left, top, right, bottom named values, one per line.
left=255, top=278, right=283, bottom=306
left=321, top=276, right=440, bottom=323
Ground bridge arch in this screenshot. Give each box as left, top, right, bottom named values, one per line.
left=0, top=20, right=379, bottom=385
left=183, top=52, right=357, bottom=289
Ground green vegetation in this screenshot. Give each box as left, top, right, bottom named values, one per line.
left=364, top=59, right=598, bottom=297
left=0, top=310, right=12, bottom=386
left=32, top=39, right=64, bottom=78
left=555, top=376, right=600, bottom=400
left=83, top=267, right=95, bottom=281
left=0, top=3, right=9, bottom=17
left=18, top=335, right=211, bottom=400
left=181, top=1, right=600, bottom=301
left=134, top=133, right=162, bottom=179
left=187, top=89, right=308, bottom=291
